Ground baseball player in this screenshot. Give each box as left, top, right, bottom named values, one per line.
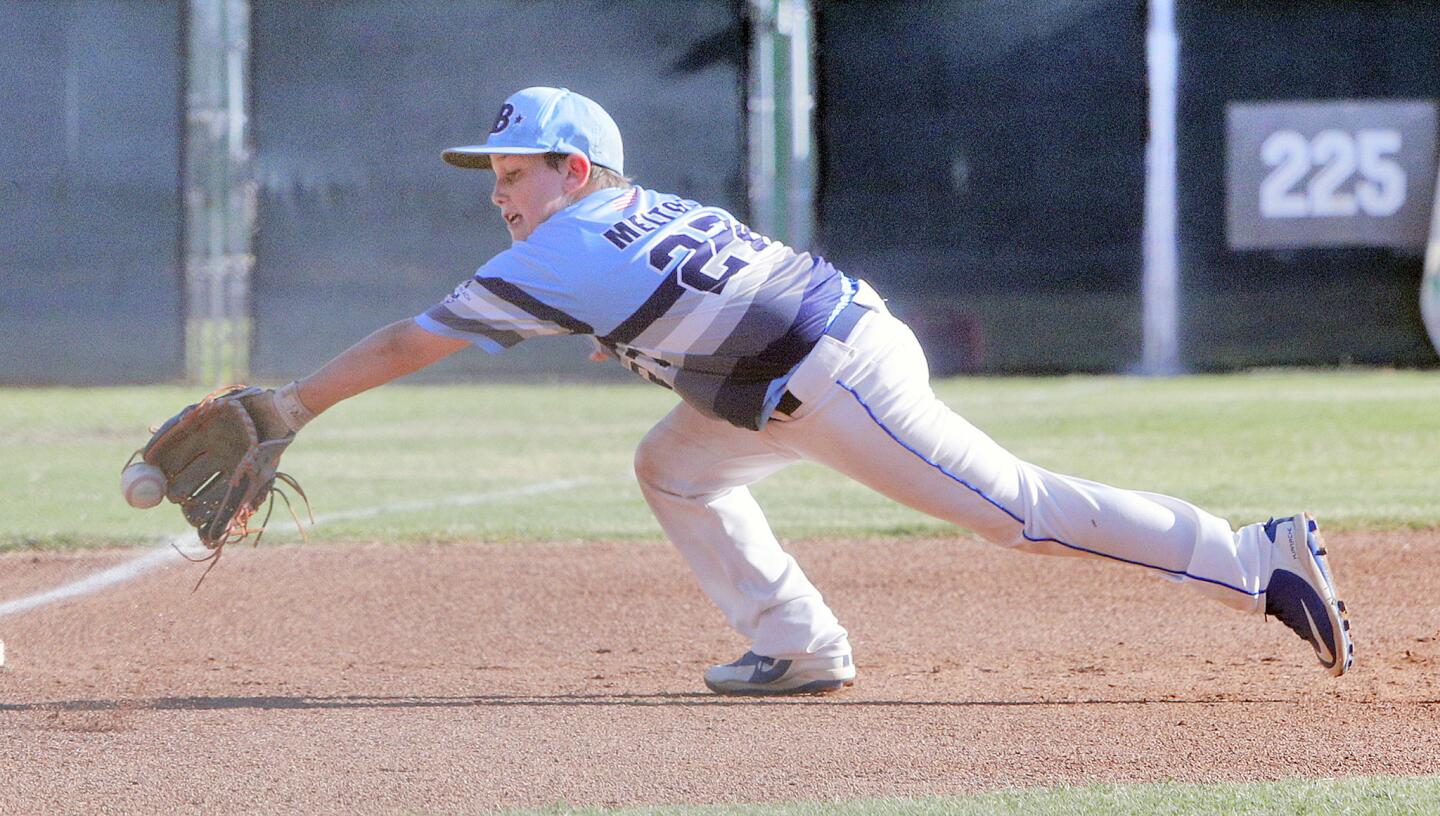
left=264, top=87, right=1352, bottom=695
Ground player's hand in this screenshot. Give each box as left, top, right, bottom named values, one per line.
left=587, top=338, right=614, bottom=363
left=242, top=388, right=299, bottom=441
left=248, top=381, right=317, bottom=438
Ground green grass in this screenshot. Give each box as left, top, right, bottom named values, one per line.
left=4, top=374, right=1437, bottom=812
left=509, top=775, right=1440, bottom=815
left=1, top=369, right=1436, bottom=551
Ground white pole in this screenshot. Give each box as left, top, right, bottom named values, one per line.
left=1142, top=0, right=1182, bottom=374
left=748, top=0, right=777, bottom=236
left=780, top=0, right=815, bottom=250
left=1420, top=160, right=1440, bottom=355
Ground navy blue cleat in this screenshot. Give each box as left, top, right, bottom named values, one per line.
left=1249, top=513, right=1353, bottom=676
left=703, top=651, right=856, bottom=696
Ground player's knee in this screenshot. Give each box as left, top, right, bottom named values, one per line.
left=634, top=422, right=728, bottom=500
left=633, top=427, right=679, bottom=493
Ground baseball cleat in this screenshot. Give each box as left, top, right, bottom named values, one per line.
left=703, top=651, right=856, bottom=696
left=1250, top=513, right=1353, bottom=677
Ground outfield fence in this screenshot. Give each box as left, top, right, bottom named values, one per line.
left=2, top=1, right=1438, bottom=385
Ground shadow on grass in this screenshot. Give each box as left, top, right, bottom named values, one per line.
left=0, top=692, right=1363, bottom=713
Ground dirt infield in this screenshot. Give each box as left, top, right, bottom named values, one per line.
left=3, top=531, right=1439, bottom=813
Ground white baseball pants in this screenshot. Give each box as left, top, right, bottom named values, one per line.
left=634, top=282, right=1270, bottom=660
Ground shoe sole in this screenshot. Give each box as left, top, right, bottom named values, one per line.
left=703, top=676, right=856, bottom=697
left=1298, top=512, right=1354, bottom=676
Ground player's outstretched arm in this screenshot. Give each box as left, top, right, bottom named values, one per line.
left=118, top=319, right=465, bottom=559
left=293, top=319, right=469, bottom=417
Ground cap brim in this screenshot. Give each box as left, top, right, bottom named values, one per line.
left=441, top=145, right=549, bottom=169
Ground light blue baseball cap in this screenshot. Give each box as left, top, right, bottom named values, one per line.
left=442, top=86, right=624, bottom=174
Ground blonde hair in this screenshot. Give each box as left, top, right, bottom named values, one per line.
left=544, top=152, right=632, bottom=193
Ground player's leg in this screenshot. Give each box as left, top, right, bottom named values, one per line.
left=767, top=299, right=1350, bottom=673
left=633, top=401, right=851, bottom=667
left=772, top=302, right=1264, bottom=613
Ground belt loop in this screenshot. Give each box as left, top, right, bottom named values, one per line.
left=824, top=300, right=870, bottom=343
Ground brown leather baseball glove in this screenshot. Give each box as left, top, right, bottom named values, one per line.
left=131, top=385, right=309, bottom=564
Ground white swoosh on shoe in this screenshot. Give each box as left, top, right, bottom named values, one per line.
left=1303, top=601, right=1336, bottom=666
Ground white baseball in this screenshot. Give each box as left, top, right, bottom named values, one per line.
left=121, top=462, right=168, bottom=509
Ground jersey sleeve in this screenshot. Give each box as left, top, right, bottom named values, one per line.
left=414, top=246, right=590, bottom=354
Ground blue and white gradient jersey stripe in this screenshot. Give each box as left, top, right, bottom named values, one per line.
left=416, top=186, right=852, bottom=430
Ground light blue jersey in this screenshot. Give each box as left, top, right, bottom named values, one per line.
left=417, top=186, right=853, bottom=430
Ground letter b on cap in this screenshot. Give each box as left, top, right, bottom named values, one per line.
left=490, top=103, right=515, bottom=134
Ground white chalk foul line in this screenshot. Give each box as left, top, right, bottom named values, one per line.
left=0, top=533, right=201, bottom=619
left=278, top=477, right=591, bottom=529
left=0, top=478, right=588, bottom=620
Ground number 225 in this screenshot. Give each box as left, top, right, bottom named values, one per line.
left=1259, top=128, right=1406, bottom=219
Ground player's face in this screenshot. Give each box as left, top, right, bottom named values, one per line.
left=490, top=154, right=571, bottom=242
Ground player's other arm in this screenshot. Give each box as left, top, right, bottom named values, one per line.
left=292, top=318, right=468, bottom=416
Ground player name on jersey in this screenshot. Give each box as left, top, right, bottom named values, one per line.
left=603, top=200, right=701, bottom=250
left=417, top=186, right=847, bottom=431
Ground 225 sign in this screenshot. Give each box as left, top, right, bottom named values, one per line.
left=1227, top=100, right=1436, bottom=250
left=1259, top=128, right=1405, bottom=219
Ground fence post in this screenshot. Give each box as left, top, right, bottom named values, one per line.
left=748, top=0, right=815, bottom=248
left=1141, top=0, right=1182, bottom=375
left=183, top=0, right=253, bottom=386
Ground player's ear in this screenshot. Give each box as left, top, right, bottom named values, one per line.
left=564, top=153, right=592, bottom=193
